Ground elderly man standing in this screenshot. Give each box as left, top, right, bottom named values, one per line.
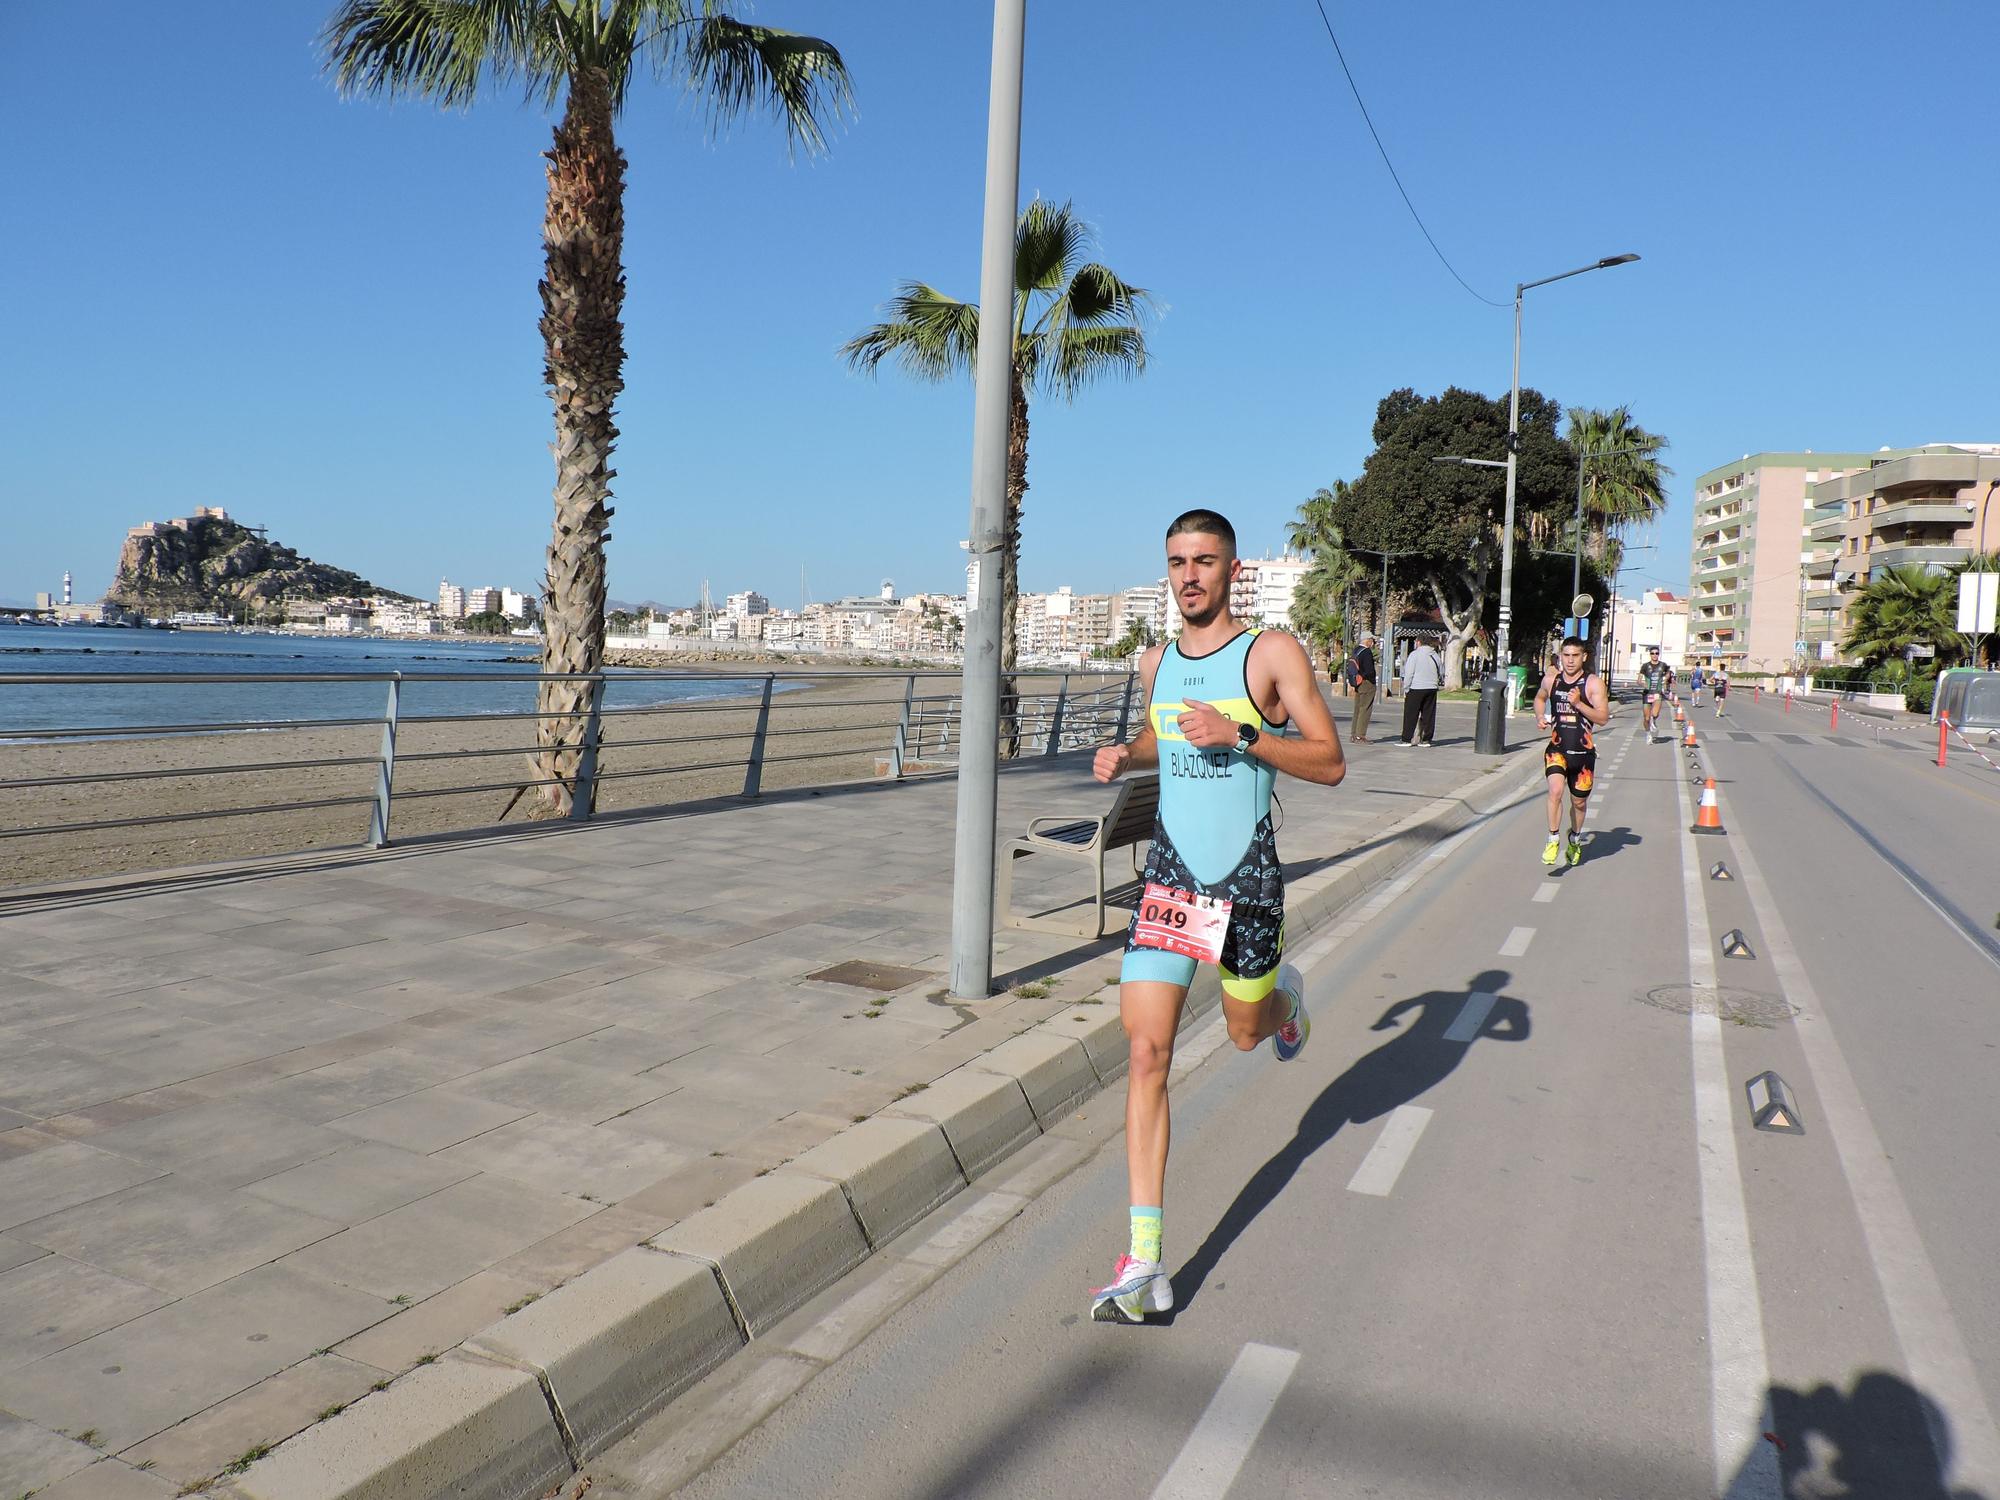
left=1397, top=635, right=1444, bottom=746
left=1349, top=633, right=1379, bottom=742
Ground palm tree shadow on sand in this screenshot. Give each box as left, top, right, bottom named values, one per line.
left=1724, top=1371, right=1991, bottom=1500
left=1165, top=968, right=1529, bottom=1318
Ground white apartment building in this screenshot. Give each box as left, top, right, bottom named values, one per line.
left=1231, top=556, right=1312, bottom=630
left=499, top=588, right=535, bottom=620
left=437, top=580, right=466, bottom=619
left=463, top=587, right=503, bottom=617
left=1608, top=588, right=1689, bottom=677
left=725, top=590, right=770, bottom=619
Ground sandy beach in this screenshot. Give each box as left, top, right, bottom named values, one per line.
left=0, top=667, right=1130, bottom=889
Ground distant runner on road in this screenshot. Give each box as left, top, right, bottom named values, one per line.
left=1636, top=646, right=1673, bottom=743
left=1087, top=508, right=1346, bottom=1323
left=1713, top=666, right=1730, bottom=717
left=1535, top=636, right=1609, bottom=867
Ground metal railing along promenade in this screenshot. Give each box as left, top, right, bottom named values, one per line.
left=0, top=668, right=1139, bottom=873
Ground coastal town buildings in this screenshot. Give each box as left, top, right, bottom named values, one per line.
left=1691, top=444, right=1999, bottom=671
left=1607, top=588, right=1689, bottom=677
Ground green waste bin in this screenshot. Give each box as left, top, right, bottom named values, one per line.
left=1506, top=665, right=1530, bottom=710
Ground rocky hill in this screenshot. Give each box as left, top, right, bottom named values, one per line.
left=105, top=512, right=416, bottom=614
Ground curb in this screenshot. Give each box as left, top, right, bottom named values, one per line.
left=222, top=744, right=1544, bottom=1500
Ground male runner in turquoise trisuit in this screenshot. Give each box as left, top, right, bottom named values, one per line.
left=1088, top=509, right=1346, bottom=1322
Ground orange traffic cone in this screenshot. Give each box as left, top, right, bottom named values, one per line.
left=1673, top=703, right=1685, bottom=724
left=1690, top=777, right=1725, bottom=835
left=1683, top=718, right=1698, bottom=748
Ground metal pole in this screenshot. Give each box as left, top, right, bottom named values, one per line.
left=368, top=674, right=401, bottom=849
left=1115, top=671, right=1136, bottom=741
left=948, top=0, right=1025, bottom=1001
left=1380, top=552, right=1390, bottom=692
left=568, top=677, right=605, bottom=822
left=742, top=674, right=774, bottom=797
left=1497, top=283, right=1524, bottom=676
left=1572, top=452, right=1587, bottom=599
left=893, top=672, right=915, bottom=778
left=1046, top=673, right=1069, bottom=756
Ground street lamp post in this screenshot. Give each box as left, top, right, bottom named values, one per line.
left=1494, top=255, right=1640, bottom=678
left=947, top=0, right=1026, bottom=1002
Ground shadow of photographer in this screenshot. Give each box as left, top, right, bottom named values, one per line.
left=1168, top=968, right=1530, bottom=1316
left=1725, top=1369, right=1990, bottom=1499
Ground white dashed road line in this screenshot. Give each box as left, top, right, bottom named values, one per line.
left=1531, top=883, right=1559, bottom=903
left=1673, top=771, right=1779, bottom=1499
left=1150, top=1342, right=1302, bottom=1500
left=1346, top=1105, right=1434, bottom=1197
left=1497, top=926, right=1535, bottom=957
left=1442, top=990, right=1498, bottom=1043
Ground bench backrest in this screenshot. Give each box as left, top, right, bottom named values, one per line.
left=1105, top=774, right=1161, bottom=848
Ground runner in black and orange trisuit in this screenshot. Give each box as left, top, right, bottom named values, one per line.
left=1636, top=646, right=1672, bottom=742
left=1533, top=636, right=1610, bottom=867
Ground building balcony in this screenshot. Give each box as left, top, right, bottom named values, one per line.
left=1807, top=514, right=1847, bottom=541
left=1815, top=451, right=1999, bottom=504
left=1867, top=543, right=1971, bottom=573
left=1868, top=500, right=1976, bottom=532
left=1804, top=553, right=1840, bottom=580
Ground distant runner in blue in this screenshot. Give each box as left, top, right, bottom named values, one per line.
left=1087, top=509, right=1347, bottom=1322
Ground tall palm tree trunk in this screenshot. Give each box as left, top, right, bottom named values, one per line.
left=999, top=368, right=1028, bottom=758
left=529, top=66, right=626, bottom=816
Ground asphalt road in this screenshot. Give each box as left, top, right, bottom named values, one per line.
left=614, top=695, right=2000, bottom=1500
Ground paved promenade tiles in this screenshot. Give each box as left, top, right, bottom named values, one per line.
left=0, top=703, right=1505, bottom=1491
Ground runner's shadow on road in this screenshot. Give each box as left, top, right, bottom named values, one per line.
left=1581, top=826, right=1641, bottom=861
left=1724, top=1371, right=1989, bottom=1500
left=1164, top=970, right=1530, bottom=1319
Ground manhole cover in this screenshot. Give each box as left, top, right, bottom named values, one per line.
left=1638, top=985, right=1797, bottom=1028
left=805, top=960, right=936, bottom=992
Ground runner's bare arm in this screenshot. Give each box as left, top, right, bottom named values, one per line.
left=1576, top=673, right=1611, bottom=726
left=1221, top=630, right=1345, bottom=786
left=1094, top=644, right=1164, bottom=782
left=1533, top=669, right=1558, bottom=726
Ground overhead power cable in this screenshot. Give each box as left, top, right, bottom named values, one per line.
left=1308, top=0, right=1508, bottom=309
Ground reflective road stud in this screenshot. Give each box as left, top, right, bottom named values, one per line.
left=1721, top=928, right=1755, bottom=959
left=1710, top=861, right=1733, bottom=881
left=1746, top=1071, right=1804, bottom=1134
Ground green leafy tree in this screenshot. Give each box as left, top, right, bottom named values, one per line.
left=1097, top=620, right=1156, bottom=660
left=1841, top=564, right=1962, bottom=668
left=1286, top=483, right=1366, bottom=663
left=842, top=200, right=1152, bottom=750
left=323, top=1, right=850, bottom=815
left=461, top=610, right=515, bottom=635
left=1333, top=386, right=1574, bottom=687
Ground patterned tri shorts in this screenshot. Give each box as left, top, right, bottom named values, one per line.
left=1544, top=745, right=1596, bottom=799
left=1120, top=824, right=1286, bottom=1002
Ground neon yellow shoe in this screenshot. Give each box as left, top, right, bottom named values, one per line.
left=1567, top=837, right=1584, bottom=867
left=1541, top=836, right=1562, bottom=866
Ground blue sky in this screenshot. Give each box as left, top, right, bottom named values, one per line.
left=5, top=2, right=1997, bottom=610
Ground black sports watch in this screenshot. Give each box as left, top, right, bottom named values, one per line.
left=1233, top=722, right=1260, bottom=755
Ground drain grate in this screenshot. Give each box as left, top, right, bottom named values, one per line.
left=805, top=959, right=936, bottom=992
left=1638, top=985, right=1796, bottom=1028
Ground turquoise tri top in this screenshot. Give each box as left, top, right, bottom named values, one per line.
left=1147, top=628, right=1278, bottom=888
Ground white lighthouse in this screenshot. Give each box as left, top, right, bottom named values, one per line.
left=63, top=572, right=72, bottom=606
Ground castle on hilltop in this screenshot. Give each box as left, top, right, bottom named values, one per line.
left=126, top=506, right=231, bottom=541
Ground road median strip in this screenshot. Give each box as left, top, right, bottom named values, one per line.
left=220, top=743, right=1546, bottom=1500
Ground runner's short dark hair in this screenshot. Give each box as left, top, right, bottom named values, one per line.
left=1166, top=509, right=1236, bottom=556
left=1561, top=635, right=1585, bottom=651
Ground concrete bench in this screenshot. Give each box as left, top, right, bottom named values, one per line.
left=997, top=773, right=1159, bottom=939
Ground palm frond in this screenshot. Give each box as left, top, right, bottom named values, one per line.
left=673, top=13, right=853, bottom=155
left=1032, top=323, right=1146, bottom=399
left=840, top=283, right=980, bottom=383
left=321, top=0, right=553, bottom=105
left=1015, top=199, right=1088, bottom=300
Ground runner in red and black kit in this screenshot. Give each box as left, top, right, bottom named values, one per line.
left=1533, top=636, right=1609, bottom=867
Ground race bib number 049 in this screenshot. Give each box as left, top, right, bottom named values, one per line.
left=1132, top=882, right=1231, bottom=964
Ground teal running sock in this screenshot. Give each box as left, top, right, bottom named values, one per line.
left=1130, top=1206, right=1162, bottom=1264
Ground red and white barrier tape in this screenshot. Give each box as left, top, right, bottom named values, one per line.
left=1941, top=715, right=2000, bottom=774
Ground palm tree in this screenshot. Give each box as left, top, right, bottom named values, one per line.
left=323, top=1, right=850, bottom=816
left=1842, top=564, right=1961, bottom=667
left=842, top=200, right=1151, bottom=751
left=1564, top=406, right=1671, bottom=575
left=1286, top=483, right=1366, bottom=664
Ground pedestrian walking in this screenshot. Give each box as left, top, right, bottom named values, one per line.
left=1087, top=508, right=1346, bottom=1323
left=1349, top=634, right=1378, bottom=741
left=1397, top=637, right=1443, bottom=746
